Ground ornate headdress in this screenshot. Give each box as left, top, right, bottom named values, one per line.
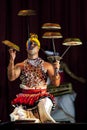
left=26, top=33, right=40, bottom=49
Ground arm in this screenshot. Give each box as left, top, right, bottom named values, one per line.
left=7, top=49, right=21, bottom=81
left=46, top=61, right=61, bottom=87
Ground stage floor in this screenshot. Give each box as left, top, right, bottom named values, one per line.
left=0, top=121, right=87, bottom=130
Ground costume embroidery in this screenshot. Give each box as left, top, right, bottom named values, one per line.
left=20, top=57, right=48, bottom=88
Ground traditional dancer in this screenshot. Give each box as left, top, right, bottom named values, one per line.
left=7, top=33, right=61, bottom=123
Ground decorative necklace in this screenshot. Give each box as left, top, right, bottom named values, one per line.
left=27, top=57, right=43, bottom=67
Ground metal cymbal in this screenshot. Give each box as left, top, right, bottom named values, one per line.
left=17, top=9, right=36, bottom=16
left=42, top=32, right=63, bottom=39
left=41, top=23, right=61, bottom=30
left=2, top=40, right=20, bottom=51
left=62, top=38, right=82, bottom=46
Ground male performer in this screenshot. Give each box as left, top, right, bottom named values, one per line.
left=7, top=33, right=61, bottom=123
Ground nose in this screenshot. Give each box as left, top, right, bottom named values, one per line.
left=28, top=42, right=37, bottom=50
left=31, top=42, right=35, bottom=46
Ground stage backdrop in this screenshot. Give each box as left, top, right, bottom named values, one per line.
left=0, top=0, right=87, bottom=123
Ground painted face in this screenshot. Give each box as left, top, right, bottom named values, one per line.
left=26, top=35, right=40, bottom=50
left=27, top=40, right=37, bottom=50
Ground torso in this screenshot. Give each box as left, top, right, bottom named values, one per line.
left=20, top=57, right=48, bottom=89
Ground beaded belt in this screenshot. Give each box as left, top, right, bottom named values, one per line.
left=21, top=88, right=47, bottom=94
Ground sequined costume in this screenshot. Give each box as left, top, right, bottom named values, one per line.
left=20, top=57, right=47, bottom=88
left=10, top=57, right=55, bottom=123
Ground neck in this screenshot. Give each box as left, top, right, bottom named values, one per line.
left=28, top=54, right=39, bottom=60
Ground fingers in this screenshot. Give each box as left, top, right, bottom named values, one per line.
left=53, top=60, right=60, bottom=65
left=53, top=61, right=60, bottom=70
left=8, top=48, right=16, bottom=61
left=9, top=48, right=16, bottom=54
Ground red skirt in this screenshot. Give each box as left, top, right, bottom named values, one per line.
left=11, top=89, right=55, bottom=108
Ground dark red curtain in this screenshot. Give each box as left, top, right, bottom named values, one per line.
left=0, top=0, right=87, bottom=123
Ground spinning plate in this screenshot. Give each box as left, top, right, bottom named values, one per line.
left=17, top=10, right=36, bottom=16
left=41, top=23, right=61, bottom=30
left=47, top=56, right=62, bottom=62
left=2, top=40, right=20, bottom=51
left=62, top=38, right=82, bottom=46
left=42, top=32, right=63, bottom=39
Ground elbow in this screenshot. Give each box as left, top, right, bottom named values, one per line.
left=52, top=80, right=61, bottom=87
left=54, top=80, right=61, bottom=87
left=8, top=76, right=16, bottom=81
left=52, top=75, right=61, bottom=87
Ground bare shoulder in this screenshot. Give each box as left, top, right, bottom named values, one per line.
left=15, top=61, right=25, bottom=69
left=43, top=61, right=54, bottom=77
left=43, top=61, right=54, bottom=70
